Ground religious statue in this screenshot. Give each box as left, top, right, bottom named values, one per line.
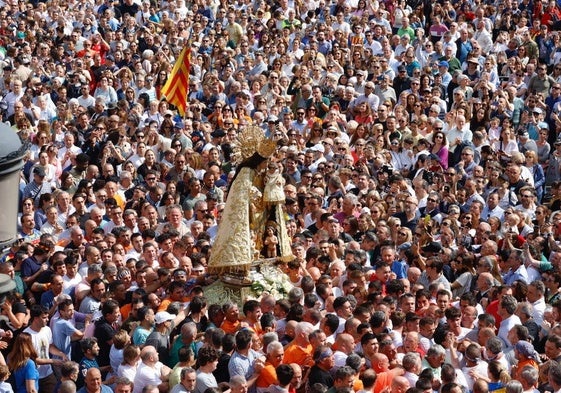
left=208, top=125, right=294, bottom=282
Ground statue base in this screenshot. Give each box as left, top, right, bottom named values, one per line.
left=204, top=280, right=253, bottom=307
left=204, top=258, right=281, bottom=306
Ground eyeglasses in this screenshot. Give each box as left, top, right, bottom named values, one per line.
left=427, top=198, right=437, bottom=203
left=398, top=231, right=407, bottom=236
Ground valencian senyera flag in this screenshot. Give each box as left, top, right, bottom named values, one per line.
left=161, top=47, right=191, bottom=116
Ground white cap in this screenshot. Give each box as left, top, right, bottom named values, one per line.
left=155, top=311, right=175, bottom=324
left=310, top=143, right=325, bottom=153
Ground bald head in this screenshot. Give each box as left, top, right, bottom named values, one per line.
left=408, top=267, right=421, bottom=283
left=372, top=353, right=390, bottom=373
left=84, top=368, right=102, bottom=387
left=391, top=376, right=410, bottom=393
left=477, top=272, right=494, bottom=291
left=478, top=327, right=496, bottom=346
left=335, top=333, right=355, bottom=354
left=140, top=345, right=157, bottom=362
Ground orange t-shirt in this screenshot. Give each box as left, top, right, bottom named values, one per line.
left=515, top=359, right=539, bottom=380
left=158, top=296, right=189, bottom=312
left=373, top=371, right=394, bottom=392
left=283, top=342, right=314, bottom=367
left=256, top=362, right=278, bottom=388
left=353, top=379, right=364, bottom=392
left=221, top=319, right=241, bottom=334
left=121, top=303, right=132, bottom=321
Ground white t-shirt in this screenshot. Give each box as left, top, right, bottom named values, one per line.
left=133, top=362, right=164, bottom=393
left=23, top=326, right=54, bottom=379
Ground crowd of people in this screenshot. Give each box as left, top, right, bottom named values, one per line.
left=2, top=1, right=561, bottom=393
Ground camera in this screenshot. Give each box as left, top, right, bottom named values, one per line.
left=381, top=164, right=393, bottom=175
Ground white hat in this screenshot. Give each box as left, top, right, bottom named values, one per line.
left=155, top=311, right=175, bottom=324
left=310, top=143, right=325, bottom=153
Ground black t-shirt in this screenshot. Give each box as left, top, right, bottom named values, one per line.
left=118, top=3, right=139, bottom=18
left=308, top=365, right=333, bottom=388
left=214, top=352, right=231, bottom=384
left=94, top=318, right=115, bottom=367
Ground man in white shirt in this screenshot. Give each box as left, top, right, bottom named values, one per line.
left=133, top=346, right=171, bottom=393
left=497, top=295, right=522, bottom=349
left=58, top=133, right=83, bottom=170
left=462, top=344, right=488, bottom=393
left=526, top=280, right=546, bottom=326
left=481, top=192, right=505, bottom=221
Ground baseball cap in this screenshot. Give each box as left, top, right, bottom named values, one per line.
left=421, top=241, right=442, bottom=253
left=155, top=311, right=175, bottom=324
left=310, top=143, right=325, bottom=153
left=211, top=129, right=226, bottom=138
left=313, top=347, right=333, bottom=362
left=397, top=242, right=412, bottom=251
left=438, top=61, right=449, bottom=68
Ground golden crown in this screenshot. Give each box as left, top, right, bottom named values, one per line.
left=232, top=125, right=277, bottom=164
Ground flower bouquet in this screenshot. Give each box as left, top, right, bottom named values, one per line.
left=249, top=263, right=293, bottom=300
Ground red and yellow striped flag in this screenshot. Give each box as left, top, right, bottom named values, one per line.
left=161, top=46, right=191, bottom=116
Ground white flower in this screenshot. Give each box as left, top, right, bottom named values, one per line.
left=250, top=265, right=293, bottom=300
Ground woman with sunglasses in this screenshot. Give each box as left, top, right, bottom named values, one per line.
left=304, top=121, right=323, bottom=148
left=430, top=130, right=449, bottom=170
left=388, top=138, right=414, bottom=175
left=450, top=253, right=476, bottom=298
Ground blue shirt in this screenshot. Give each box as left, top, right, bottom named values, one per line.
left=53, top=319, right=79, bottom=359
left=77, top=385, right=112, bottom=393
left=503, top=264, right=529, bottom=286
left=77, top=358, right=99, bottom=389
left=14, top=359, right=39, bottom=393
left=228, top=349, right=260, bottom=380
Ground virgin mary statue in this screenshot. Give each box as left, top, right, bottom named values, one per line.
left=207, top=125, right=293, bottom=278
